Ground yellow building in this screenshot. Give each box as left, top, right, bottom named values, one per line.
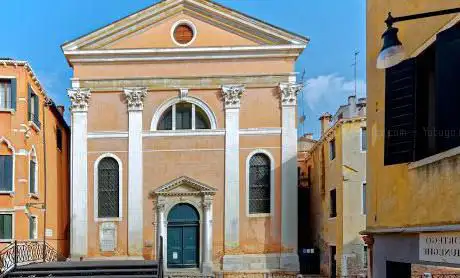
left=366, top=1, right=460, bottom=277
left=298, top=96, right=367, bottom=277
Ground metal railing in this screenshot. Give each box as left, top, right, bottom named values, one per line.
left=0, top=240, right=65, bottom=277
left=158, top=236, right=164, bottom=278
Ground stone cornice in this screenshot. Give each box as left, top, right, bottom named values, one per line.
left=67, top=88, right=91, bottom=112
left=124, top=87, right=147, bottom=111
left=221, top=84, right=245, bottom=109
left=77, top=74, right=294, bottom=91
left=64, top=45, right=305, bottom=64
left=279, top=82, right=303, bottom=106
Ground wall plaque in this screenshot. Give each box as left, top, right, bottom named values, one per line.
left=419, top=232, right=460, bottom=264
left=100, top=222, right=117, bottom=252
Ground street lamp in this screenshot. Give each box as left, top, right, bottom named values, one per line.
left=377, top=7, right=460, bottom=69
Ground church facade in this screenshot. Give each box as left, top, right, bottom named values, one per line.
left=62, top=0, right=308, bottom=274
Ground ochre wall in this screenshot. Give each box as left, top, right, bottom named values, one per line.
left=106, top=13, right=258, bottom=49
left=0, top=65, right=70, bottom=256
left=367, top=0, right=460, bottom=229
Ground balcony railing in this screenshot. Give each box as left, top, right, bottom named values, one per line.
left=28, top=112, right=41, bottom=129
left=0, top=240, right=65, bottom=276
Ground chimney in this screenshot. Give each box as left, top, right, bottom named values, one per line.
left=319, top=112, right=332, bottom=135
left=348, top=95, right=357, bottom=117
left=57, top=105, right=65, bottom=116
left=304, top=133, right=313, bottom=140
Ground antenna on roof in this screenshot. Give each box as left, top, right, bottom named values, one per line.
left=352, top=50, right=359, bottom=97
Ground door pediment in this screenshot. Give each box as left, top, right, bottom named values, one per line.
left=152, top=176, right=217, bottom=197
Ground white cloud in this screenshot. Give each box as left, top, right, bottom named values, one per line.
left=302, top=74, right=366, bottom=111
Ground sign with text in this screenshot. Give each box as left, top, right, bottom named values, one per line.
left=419, top=232, right=460, bottom=264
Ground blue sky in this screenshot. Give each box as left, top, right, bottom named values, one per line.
left=0, top=0, right=366, bottom=138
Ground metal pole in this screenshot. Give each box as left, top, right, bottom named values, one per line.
left=386, top=7, right=460, bottom=26
left=13, top=240, right=17, bottom=267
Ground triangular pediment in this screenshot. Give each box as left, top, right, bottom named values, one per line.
left=62, top=0, right=308, bottom=51
left=152, top=176, right=217, bottom=196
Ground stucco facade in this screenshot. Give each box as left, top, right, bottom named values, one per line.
left=0, top=60, right=70, bottom=257
left=298, top=97, right=367, bottom=277
left=366, top=0, right=460, bottom=277
left=62, top=0, right=308, bottom=275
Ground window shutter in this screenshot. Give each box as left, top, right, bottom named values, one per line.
left=0, top=156, right=4, bottom=190
left=384, top=58, right=417, bottom=165
left=436, top=24, right=460, bottom=152
left=4, top=156, right=13, bottom=191
left=28, top=85, right=32, bottom=121
left=10, top=79, right=16, bottom=110
left=34, top=93, right=39, bottom=125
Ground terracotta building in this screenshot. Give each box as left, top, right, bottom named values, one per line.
left=0, top=59, right=70, bottom=256
left=61, top=0, right=308, bottom=275
left=298, top=96, right=367, bottom=277
left=366, top=0, right=460, bottom=277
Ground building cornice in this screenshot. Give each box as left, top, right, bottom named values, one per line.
left=303, top=117, right=366, bottom=160
left=76, top=73, right=296, bottom=91
left=64, top=45, right=306, bottom=64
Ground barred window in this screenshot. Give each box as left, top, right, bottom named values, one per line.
left=249, top=154, right=271, bottom=214
left=98, top=157, right=119, bottom=218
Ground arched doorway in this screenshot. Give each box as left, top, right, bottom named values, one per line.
left=167, top=203, right=199, bottom=268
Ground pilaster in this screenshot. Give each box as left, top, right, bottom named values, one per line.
left=279, top=82, right=303, bottom=271
left=202, top=195, right=214, bottom=274
left=221, top=84, right=244, bottom=249
left=124, top=87, right=147, bottom=256
left=68, top=88, right=91, bottom=259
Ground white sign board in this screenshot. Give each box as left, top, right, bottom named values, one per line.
left=45, top=228, right=53, bottom=238
left=100, top=222, right=117, bottom=252
left=419, top=232, right=460, bottom=264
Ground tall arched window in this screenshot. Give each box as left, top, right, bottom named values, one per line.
left=29, top=147, right=38, bottom=194
left=248, top=153, right=271, bottom=214
left=157, top=101, right=210, bottom=130
left=98, top=157, right=120, bottom=218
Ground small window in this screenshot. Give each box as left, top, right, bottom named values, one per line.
left=248, top=153, right=271, bottom=214
left=56, top=127, right=63, bottom=151
left=173, top=24, right=194, bottom=45
left=29, top=148, right=38, bottom=194
left=157, top=102, right=211, bottom=131
left=361, top=127, right=367, bottom=151
left=329, top=189, right=337, bottom=218
left=0, top=80, right=12, bottom=109
left=329, top=139, right=336, bottom=160
left=0, top=214, right=13, bottom=240
left=364, top=245, right=368, bottom=268
left=98, top=157, right=120, bottom=218
left=29, top=216, right=37, bottom=240
left=28, top=86, right=41, bottom=129
left=0, top=155, right=13, bottom=192
left=362, top=182, right=367, bottom=215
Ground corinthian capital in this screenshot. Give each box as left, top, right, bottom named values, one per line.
left=279, top=83, right=303, bottom=106
left=124, top=87, right=147, bottom=111
left=67, top=88, right=91, bottom=112
left=222, top=84, right=245, bottom=109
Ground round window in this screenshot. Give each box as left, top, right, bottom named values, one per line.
left=172, top=23, right=195, bottom=46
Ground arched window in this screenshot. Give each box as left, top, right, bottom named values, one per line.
left=157, top=101, right=211, bottom=130
left=98, top=157, right=120, bottom=218
left=248, top=153, right=271, bottom=214
left=0, top=137, right=14, bottom=193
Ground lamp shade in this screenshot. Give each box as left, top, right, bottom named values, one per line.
left=377, top=26, right=406, bottom=69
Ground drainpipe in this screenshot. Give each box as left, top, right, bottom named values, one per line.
left=42, top=98, right=52, bottom=260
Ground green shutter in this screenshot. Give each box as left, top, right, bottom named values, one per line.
left=34, top=94, right=39, bottom=126
left=10, top=79, right=16, bottom=110
left=29, top=161, right=36, bottom=193
left=0, top=156, right=13, bottom=191
left=28, top=85, right=32, bottom=121
left=0, top=214, right=12, bottom=240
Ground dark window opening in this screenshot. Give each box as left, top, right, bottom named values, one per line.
left=329, top=189, right=337, bottom=218
left=98, top=157, right=119, bottom=218
left=56, top=127, right=63, bottom=151
left=329, top=139, right=336, bottom=160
